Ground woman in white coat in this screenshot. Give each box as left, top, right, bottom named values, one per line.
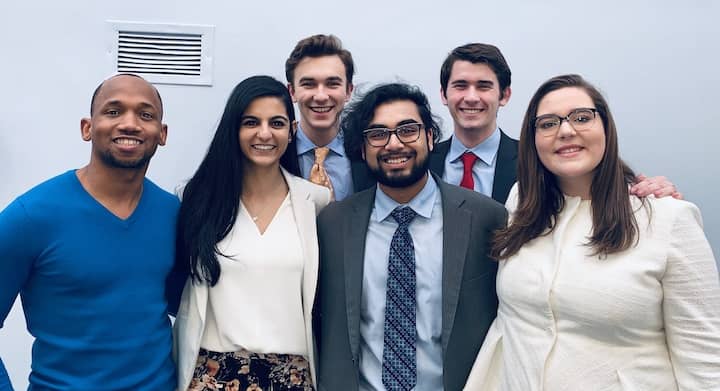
left=173, top=76, right=331, bottom=391
left=466, top=74, right=720, bottom=390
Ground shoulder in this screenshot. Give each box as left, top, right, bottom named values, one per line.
left=641, top=196, right=703, bottom=229
left=431, top=137, right=452, bottom=156
left=13, top=170, right=77, bottom=210
left=439, top=177, right=505, bottom=212
left=143, top=178, right=181, bottom=208
left=499, top=129, right=519, bottom=145
left=283, top=169, right=331, bottom=211
left=319, top=186, right=372, bottom=222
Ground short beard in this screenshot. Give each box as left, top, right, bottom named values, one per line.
left=368, top=151, right=430, bottom=188
left=99, top=149, right=154, bottom=170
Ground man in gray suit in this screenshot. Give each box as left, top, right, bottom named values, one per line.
left=315, top=83, right=507, bottom=390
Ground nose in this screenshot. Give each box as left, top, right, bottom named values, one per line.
left=314, top=85, right=329, bottom=101
left=385, top=132, right=404, bottom=150
left=118, top=112, right=142, bottom=132
left=464, top=86, right=480, bottom=102
left=257, top=122, right=272, bottom=140
left=557, top=119, right=576, bottom=138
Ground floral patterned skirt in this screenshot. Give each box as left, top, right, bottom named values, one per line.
left=188, top=348, right=314, bottom=391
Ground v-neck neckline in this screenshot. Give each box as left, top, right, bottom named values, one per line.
left=71, top=170, right=146, bottom=227
left=240, top=193, right=290, bottom=236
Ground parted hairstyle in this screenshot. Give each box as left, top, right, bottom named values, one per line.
left=176, top=75, right=295, bottom=285
left=341, top=83, right=442, bottom=162
left=285, top=34, right=355, bottom=87
left=440, top=43, right=512, bottom=99
left=492, top=74, right=642, bottom=260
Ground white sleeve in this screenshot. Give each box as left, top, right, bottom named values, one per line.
left=662, top=201, right=720, bottom=389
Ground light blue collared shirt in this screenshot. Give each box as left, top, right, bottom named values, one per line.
left=359, top=174, right=444, bottom=391
left=295, top=124, right=353, bottom=201
left=442, top=128, right=501, bottom=197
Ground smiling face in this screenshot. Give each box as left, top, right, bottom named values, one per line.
left=441, top=60, right=510, bottom=146
left=238, top=96, right=292, bottom=170
left=81, top=75, right=167, bottom=171
left=289, top=55, right=352, bottom=141
left=362, top=100, right=433, bottom=190
left=535, top=87, right=606, bottom=197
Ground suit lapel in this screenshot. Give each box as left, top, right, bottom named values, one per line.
left=285, top=173, right=318, bottom=321
left=491, top=130, right=518, bottom=204
left=437, top=178, right=472, bottom=355
left=344, top=189, right=375, bottom=360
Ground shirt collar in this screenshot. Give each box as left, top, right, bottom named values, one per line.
left=448, top=127, right=501, bottom=165
left=373, top=173, right=438, bottom=223
left=295, top=123, right=346, bottom=157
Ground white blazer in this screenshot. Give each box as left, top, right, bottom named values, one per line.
left=173, top=168, right=331, bottom=391
left=465, top=187, right=720, bottom=390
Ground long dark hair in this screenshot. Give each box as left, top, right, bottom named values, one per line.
left=176, top=76, right=295, bottom=285
left=492, top=74, right=641, bottom=260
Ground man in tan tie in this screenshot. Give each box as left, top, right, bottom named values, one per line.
left=281, top=34, right=375, bottom=200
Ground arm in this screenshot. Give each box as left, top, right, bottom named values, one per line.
left=0, top=200, right=39, bottom=390
left=662, top=202, right=720, bottom=389
left=630, top=174, right=683, bottom=199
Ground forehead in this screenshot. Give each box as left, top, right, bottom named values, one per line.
left=371, top=100, right=421, bottom=125
left=293, top=55, right=347, bottom=82
left=537, top=87, right=594, bottom=115
left=244, top=96, right=289, bottom=117
left=449, top=60, right=499, bottom=83
left=94, top=76, right=161, bottom=110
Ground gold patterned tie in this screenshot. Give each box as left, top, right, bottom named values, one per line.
left=309, top=146, right=335, bottom=200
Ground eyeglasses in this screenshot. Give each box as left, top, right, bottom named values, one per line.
left=534, top=108, right=598, bottom=137
left=362, top=123, right=423, bottom=147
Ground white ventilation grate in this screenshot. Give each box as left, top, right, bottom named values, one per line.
left=108, top=21, right=214, bottom=86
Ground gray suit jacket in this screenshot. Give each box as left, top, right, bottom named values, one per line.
left=314, top=174, right=507, bottom=391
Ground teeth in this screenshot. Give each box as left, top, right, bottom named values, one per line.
left=558, top=147, right=581, bottom=154
left=115, top=138, right=140, bottom=145
left=311, top=107, right=332, bottom=113
left=460, top=108, right=483, bottom=114
left=385, top=157, right=409, bottom=164
left=252, top=145, right=275, bottom=150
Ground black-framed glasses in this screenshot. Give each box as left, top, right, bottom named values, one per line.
left=362, top=123, right=423, bottom=147
left=534, top=108, right=598, bottom=137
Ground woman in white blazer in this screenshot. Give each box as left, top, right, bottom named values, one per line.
left=465, top=74, right=720, bottom=390
left=173, top=76, right=331, bottom=391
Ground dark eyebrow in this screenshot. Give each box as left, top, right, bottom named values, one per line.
left=367, top=119, right=420, bottom=128
left=271, top=115, right=289, bottom=122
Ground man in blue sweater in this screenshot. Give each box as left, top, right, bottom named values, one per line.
left=0, top=74, right=178, bottom=390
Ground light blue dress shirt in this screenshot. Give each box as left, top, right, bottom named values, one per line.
left=442, top=128, right=501, bottom=197
left=359, top=174, right=444, bottom=391
left=295, top=124, right=353, bottom=201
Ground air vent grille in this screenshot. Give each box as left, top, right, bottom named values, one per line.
left=118, top=32, right=202, bottom=76
left=108, top=22, right=214, bottom=86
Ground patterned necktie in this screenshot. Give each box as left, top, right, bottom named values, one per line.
left=382, top=206, right=418, bottom=391
left=459, top=151, right=478, bottom=190
left=309, top=146, right=335, bottom=200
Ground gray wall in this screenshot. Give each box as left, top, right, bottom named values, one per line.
left=1, top=0, right=717, bottom=388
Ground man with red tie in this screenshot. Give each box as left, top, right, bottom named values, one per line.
left=429, top=43, right=517, bottom=203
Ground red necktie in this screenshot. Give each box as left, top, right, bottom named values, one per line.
left=460, top=151, right=478, bottom=190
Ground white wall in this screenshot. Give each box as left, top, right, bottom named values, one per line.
left=1, top=0, right=718, bottom=388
